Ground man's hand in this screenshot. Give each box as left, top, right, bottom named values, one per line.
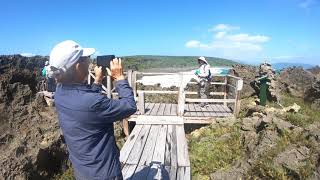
left=94, top=66, right=104, bottom=84
left=106, top=58, right=125, bottom=81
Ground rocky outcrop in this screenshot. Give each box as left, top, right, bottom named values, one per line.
left=0, top=55, right=68, bottom=179
left=279, top=67, right=316, bottom=98
left=231, top=64, right=258, bottom=98
left=305, top=80, right=320, bottom=110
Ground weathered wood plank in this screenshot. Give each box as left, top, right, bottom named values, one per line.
left=138, top=125, right=160, bottom=166
left=157, top=103, right=166, bottom=116
left=202, top=105, right=212, bottom=117
left=122, top=164, right=137, bottom=180
left=150, top=103, right=160, bottom=116
left=126, top=125, right=152, bottom=165
left=217, top=104, right=228, bottom=116
left=184, top=103, right=191, bottom=116
left=176, top=167, right=191, bottom=180
left=135, top=116, right=184, bottom=125
left=120, top=125, right=143, bottom=163
left=164, top=126, right=172, bottom=166
left=170, top=104, right=177, bottom=116
left=194, top=103, right=204, bottom=117
left=188, top=104, right=197, bottom=117
left=176, top=125, right=190, bottom=166
left=170, top=125, right=178, bottom=167
left=211, top=104, right=223, bottom=116
left=145, top=103, right=155, bottom=115
left=164, top=103, right=172, bottom=116
left=205, top=104, right=217, bottom=117
left=152, top=125, right=168, bottom=164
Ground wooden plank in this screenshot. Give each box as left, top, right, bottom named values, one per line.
left=145, top=103, right=155, bottom=115
left=205, top=104, right=217, bottom=117
left=152, top=125, right=168, bottom=164
left=164, top=126, right=172, bottom=166
left=150, top=103, right=160, bottom=116
left=157, top=103, right=166, bottom=116
left=170, top=104, right=177, bottom=116
left=120, top=125, right=143, bottom=163
left=216, top=104, right=228, bottom=116
left=176, top=125, right=190, bottom=166
left=122, top=164, right=137, bottom=180
left=164, top=103, right=172, bottom=116
left=188, top=104, right=197, bottom=117
left=170, top=126, right=178, bottom=168
left=183, top=118, right=217, bottom=124
left=194, top=103, right=204, bottom=117
left=202, top=105, right=212, bottom=117
left=176, top=167, right=191, bottom=180
left=185, top=98, right=236, bottom=103
left=171, top=166, right=178, bottom=180
left=184, top=103, right=191, bottom=117
left=138, top=125, right=161, bottom=166
left=135, top=116, right=184, bottom=125
left=126, top=125, right=152, bottom=165
left=211, top=104, right=223, bottom=117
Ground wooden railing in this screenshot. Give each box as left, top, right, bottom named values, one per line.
left=88, top=70, right=243, bottom=117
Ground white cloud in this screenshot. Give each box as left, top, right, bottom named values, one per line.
left=185, top=24, right=271, bottom=59
left=209, top=24, right=240, bottom=32
left=226, top=34, right=270, bottom=43
left=20, top=53, right=35, bottom=57
left=298, top=0, right=318, bottom=9
left=214, top=31, right=227, bottom=39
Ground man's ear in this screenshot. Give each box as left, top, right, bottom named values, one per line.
left=75, top=63, right=81, bottom=72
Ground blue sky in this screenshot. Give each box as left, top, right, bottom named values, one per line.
left=0, top=0, right=319, bottom=65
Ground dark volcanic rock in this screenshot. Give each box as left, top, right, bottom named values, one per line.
left=0, top=55, right=68, bottom=180
left=305, top=80, right=320, bottom=110
left=231, top=64, right=258, bottom=98
left=279, top=67, right=316, bottom=98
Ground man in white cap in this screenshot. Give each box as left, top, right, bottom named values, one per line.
left=49, top=40, right=137, bottom=180
left=194, top=56, right=211, bottom=108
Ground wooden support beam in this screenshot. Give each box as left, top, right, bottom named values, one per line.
left=224, top=76, right=227, bottom=106
left=177, top=73, right=185, bottom=116
left=138, top=91, right=145, bottom=115
left=185, top=98, right=236, bottom=103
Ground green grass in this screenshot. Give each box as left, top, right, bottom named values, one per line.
left=246, top=130, right=317, bottom=179
left=188, top=123, right=244, bottom=179
left=120, top=55, right=238, bottom=71
left=268, top=93, right=320, bottom=127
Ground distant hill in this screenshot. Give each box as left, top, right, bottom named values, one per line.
left=120, top=55, right=239, bottom=71
left=272, top=62, right=314, bottom=71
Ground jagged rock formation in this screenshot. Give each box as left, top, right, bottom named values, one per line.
left=231, top=64, right=258, bottom=98
left=0, top=55, right=68, bottom=180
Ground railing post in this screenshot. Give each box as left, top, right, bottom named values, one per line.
left=127, top=70, right=133, bottom=87
left=177, top=73, right=185, bottom=116
left=107, top=75, right=112, bottom=98
left=234, top=80, right=241, bottom=117
left=132, top=71, right=137, bottom=98
left=138, top=91, right=145, bottom=115
left=223, top=76, right=227, bottom=106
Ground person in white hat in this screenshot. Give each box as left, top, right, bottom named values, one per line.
left=194, top=56, right=211, bottom=108
left=49, top=40, right=137, bottom=180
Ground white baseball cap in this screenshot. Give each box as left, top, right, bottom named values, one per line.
left=197, top=56, right=208, bottom=64
left=49, top=40, right=95, bottom=74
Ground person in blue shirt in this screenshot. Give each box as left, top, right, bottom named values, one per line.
left=49, top=40, right=137, bottom=180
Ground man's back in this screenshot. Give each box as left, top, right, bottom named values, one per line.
left=55, top=81, right=136, bottom=179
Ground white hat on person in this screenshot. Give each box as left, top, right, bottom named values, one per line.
left=49, top=40, right=95, bottom=75
left=197, top=56, right=208, bottom=64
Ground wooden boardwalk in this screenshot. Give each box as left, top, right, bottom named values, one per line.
left=120, top=124, right=190, bottom=180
